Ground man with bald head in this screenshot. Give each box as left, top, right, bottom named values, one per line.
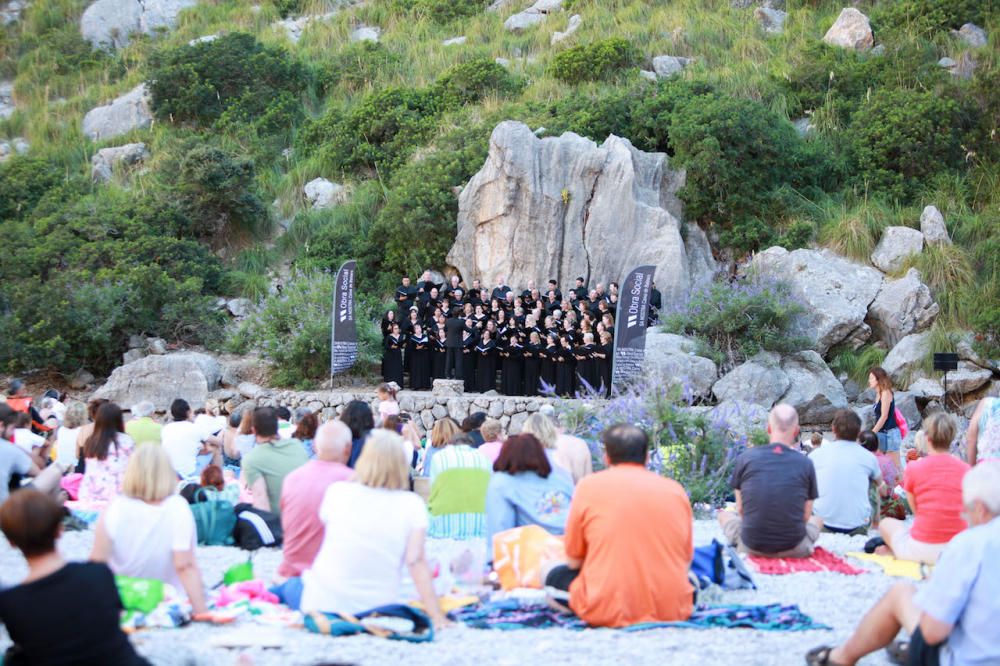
left=277, top=420, right=353, bottom=579
left=718, top=404, right=823, bottom=558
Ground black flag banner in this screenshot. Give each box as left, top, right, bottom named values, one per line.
left=331, top=260, right=358, bottom=376
left=611, top=264, right=656, bottom=391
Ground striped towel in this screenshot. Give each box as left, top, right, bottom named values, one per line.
left=747, top=547, right=866, bottom=575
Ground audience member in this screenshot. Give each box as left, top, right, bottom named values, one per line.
left=376, top=383, right=401, bottom=425
left=476, top=419, right=505, bottom=464
left=74, top=398, right=108, bottom=472
left=807, top=462, right=1000, bottom=666
left=462, top=412, right=488, bottom=448
left=0, top=489, right=150, bottom=665
left=538, top=407, right=594, bottom=484
left=242, top=407, right=309, bottom=515
left=718, top=404, right=823, bottom=558
left=427, top=432, right=492, bottom=539
left=125, top=401, right=162, bottom=445
left=420, top=417, right=460, bottom=477
left=875, top=412, right=969, bottom=564
left=161, top=399, right=222, bottom=479
left=859, top=430, right=905, bottom=523
left=966, top=396, right=1000, bottom=465
left=486, top=434, right=574, bottom=554
left=869, top=367, right=902, bottom=474
left=292, top=410, right=319, bottom=459
left=1, top=405, right=67, bottom=505
left=810, top=410, right=883, bottom=534
left=278, top=421, right=353, bottom=580
left=54, top=401, right=87, bottom=469
left=79, top=403, right=135, bottom=505
left=341, top=400, right=375, bottom=468
left=543, top=424, right=693, bottom=627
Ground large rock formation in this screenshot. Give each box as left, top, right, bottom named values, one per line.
left=93, top=352, right=222, bottom=411
left=81, top=0, right=199, bottom=48
left=750, top=247, right=883, bottom=355
left=91, top=142, right=149, bottom=182
left=865, top=268, right=938, bottom=347
left=777, top=351, right=848, bottom=425
left=644, top=331, right=718, bottom=399
left=882, top=331, right=932, bottom=386
left=822, top=8, right=873, bottom=50
left=870, top=226, right=923, bottom=273
left=447, top=121, right=715, bottom=308
left=712, top=351, right=789, bottom=407
left=82, top=84, right=153, bottom=141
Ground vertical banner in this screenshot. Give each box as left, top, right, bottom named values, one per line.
left=331, top=260, right=358, bottom=376
left=611, top=264, right=656, bottom=392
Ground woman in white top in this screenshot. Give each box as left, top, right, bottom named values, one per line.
left=91, top=444, right=209, bottom=615
left=78, top=403, right=134, bottom=505
left=55, top=401, right=88, bottom=469
left=300, top=429, right=447, bottom=628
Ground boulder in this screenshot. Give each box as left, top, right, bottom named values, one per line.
left=93, top=352, right=222, bottom=411
left=956, top=334, right=999, bottom=373
left=447, top=121, right=715, bottom=311
left=710, top=400, right=769, bottom=442
left=238, top=381, right=265, bottom=399
left=953, top=23, right=987, bottom=48
left=351, top=25, right=380, bottom=42
left=822, top=8, right=873, bottom=50
left=146, top=337, right=168, bottom=355
left=0, top=137, right=29, bottom=162
left=0, top=0, right=26, bottom=25
left=0, top=80, right=14, bottom=120
left=442, top=36, right=467, bottom=46
left=882, top=331, right=932, bottom=386
left=651, top=55, right=691, bottom=79
left=82, top=84, right=153, bottom=141
left=907, top=377, right=944, bottom=401
left=188, top=33, right=218, bottom=45
left=712, top=351, right=789, bottom=407
left=550, top=13, right=581, bottom=44
left=504, top=0, right=562, bottom=32
left=303, top=178, right=345, bottom=209
left=432, top=379, right=465, bottom=396
left=755, top=7, right=786, bottom=34
left=870, top=226, right=923, bottom=273
left=919, top=205, right=951, bottom=245
left=644, top=331, right=718, bottom=398
left=865, top=268, right=938, bottom=347
left=731, top=0, right=784, bottom=8
left=90, top=142, right=149, bottom=182
left=639, top=70, right=657, bottom=82
left=792, top=117, right=814, bottom=137
left=226, top=298, right=251, bottom=318
left=750, top=247, right=883, bottom=355
left=945, top=362, right=993, bottom=395
left=276, top=13, right=333, bottom=43
left=81, top=0, right=199, bottom=48
left=68, top=368, right=96, bottom=390
left=777, top=351, right=848, bottom=425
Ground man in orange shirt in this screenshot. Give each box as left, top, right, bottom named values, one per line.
left=542, top=423, right=694, bottom=627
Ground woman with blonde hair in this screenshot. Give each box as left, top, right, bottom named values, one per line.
left=54, top=401, right=88, bottom=468
left=868, top=367, right=901, bottom=473
left=299, top=430, right=447, bottom=627
left=90, top=444, right=209, bottom=615
left=419, top=416, right=461, bottom=476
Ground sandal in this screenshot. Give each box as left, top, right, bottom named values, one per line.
left=886, top=639, right=910, bottom=665
left=864, top=536, right=885, bottom=554
left=805, top=646, right=846, bottom=665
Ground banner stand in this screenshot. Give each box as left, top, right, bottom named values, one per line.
left=611, top=265, right=656, bottom=393
left=331, top=260, right=359, bottom=379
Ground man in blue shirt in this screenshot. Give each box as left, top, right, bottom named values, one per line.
left=806, top=461, right=1000, bottom=666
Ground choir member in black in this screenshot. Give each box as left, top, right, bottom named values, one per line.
left=395, top=276, right=418, bottom=318
left=522, top=331, right=543, bottom=397
left=475, top=330, right=498, bottom=393
left=574, top=332, right=600, bottom=392
left=540, top=334, right=558, bottom=390
left=500, top=331, right=523, bottom=396
left=555, top=335, right=576, bottom=397
left=380, top=310, right=397, bottom=337
left=462, top=326, right=478, bottom=393
left=407, top=324, right=432, bottom=390
left=431, top=323, right=447, bottom=380
left=382, top=323, right=405, bottom=386
left=597, top=330, right=613, bottom=397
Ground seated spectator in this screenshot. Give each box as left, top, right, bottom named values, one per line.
left=54, top=401, right=88, bottom=469
left=12, top=412, right=46, bottom=455
left=486, top=434, right=574, bottom=553
left=276, top=406, right=295, bottom=440
left=859, top=430, right=905, bottom=523
left=476, top=419, right=505, bottom=465
left=876, top=412, right=969, bottom=564
left=543, top=424, right=693, bottom=627
left=462, top=412, right=488, bottom=448
left=860, top=430, right=898, bottom=490
left=161, top=399, right=222, bottom=479
left=125, top=401, right=161, bottom=446
left=543, top=407, right=594, bottom=484
left=420, top=417, right=461, bottom=477
left=810, top=410, right=883, bottom=534
left=341, top=400, right=375, bottom=468
left=0, top=489, right=150, bottom=665
left=223, top=409, right=256, bottom=464
left=278, top=421, right=353, bottom=580
left=79, top=403, right=135, bottom=506
left=718, top=404, right=823, bottom=558
left=242, top=406, right=309, bottom=515
left=382, top=414, right=421, bottom=467
left=90, top=445, right=208, bottom=615
left=806, top=462, right=1000, bottom=666
left=298, top=430, right=447, bottom=628
left=292, top=410, right=319, bottom=459
left=428, top=432, right=492, bottom=539
left=1, top=405, right=67, bottom=505
left=966, top=396, right=1000, bottom=465
left=180, top=464, right=241, bottom=506
left=74, top=398, right=108, bottom=473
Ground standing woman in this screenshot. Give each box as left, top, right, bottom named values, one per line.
left=596, top=330, right=613, bottom=397
left=431, top=321, right=448, bottom=380
left=500, top=331, right=523, bottom=396
left=79, top=403, right=135, bottom=506
left=380, top=310, right=396, bottom=338
left=869, top=367, right=902, bottom=473
left=556, top=335, right=576, bottom=397
left=407, top=324, right=432, bottom=390
left=475, top=330, right=498, bottom=393
left=523, top=331, right=543, bottom=397
left=382, top=323, right=405, bottom=386
left=462, top=325, right=478, bottom=394
left=541, top=334, right=558, bottom=391
left=965, top=396, right=1000, bottom=465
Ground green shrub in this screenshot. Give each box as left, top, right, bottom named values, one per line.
left=872, top=0, right=989, bottom=40
left=829, top=344, right=887, bottom=386
left=407, top=0, right=486, bottom=22
left=549, top=37, right=638, bottom=84
left=320, top=41, right=401, bottom=94
left=432, top=57, right=523, bottom=108
left=849, top=88, right=967, bottom=202
left=662, top=276, right=809, bottom=369
left=0, top=157, right=63, bottom=220
left=542, top=86, right=641, bottom=143
left=627, top=79, right=716, bottom=153
left=147, top=33, right=308, bottom=128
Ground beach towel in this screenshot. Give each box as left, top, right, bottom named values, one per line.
left=845, top=552, right=929, bottom=580
left=304, top=604, right=434, bottom=642
left=747, top=547, right=865, bottom=576
left=448, top=599, right=829, bottom=632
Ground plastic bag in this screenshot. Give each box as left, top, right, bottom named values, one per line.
left=492, top=525, right=566, bottom=590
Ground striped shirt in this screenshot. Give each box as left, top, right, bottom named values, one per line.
left=427, top=445, right=491, bottom=539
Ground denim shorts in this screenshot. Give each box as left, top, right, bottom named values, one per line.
left=877, top=427, right=902, bottom=453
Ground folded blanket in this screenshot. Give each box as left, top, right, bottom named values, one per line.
left=448, top=599, right=829, bottom=632
left=747, top=547, right=866, bottom=576
left=845, top=552, right=928, bottom=580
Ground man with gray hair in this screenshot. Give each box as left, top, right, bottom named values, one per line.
left=125, top=401, right=161, bottom=446
left=807, top=462, right=1000, bottom=666
left=718, top=404, right=823, bottom=558
left=277, top=420, right=353, bottom=580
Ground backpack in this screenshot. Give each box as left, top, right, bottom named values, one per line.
left=233, top=503, right=283, bottom=550
left=894, top=407, right=909, bottom=439
left=189, top=488, right=236, bottom=546
left=691, top=539, right=756, bottom=591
